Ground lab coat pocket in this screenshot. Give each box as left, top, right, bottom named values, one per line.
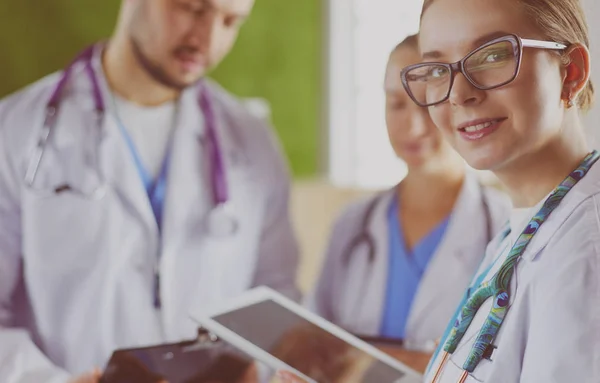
left=444, top=304, right=495, bottom=382
left=22, top=188, right=108, bottom=271
left=469, top=358, right=493, bottom=382
left=442, top=356, right=492, bottom=382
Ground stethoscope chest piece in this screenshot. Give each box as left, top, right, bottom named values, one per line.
left=203, top=202, right=238, bottom=237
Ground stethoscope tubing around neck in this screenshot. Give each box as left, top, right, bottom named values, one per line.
left=432, top=150, right=600, bottom=381
left=26, top=43, right=230, bottom=211
left=343, top=181, right=494, bottom=268
left=341, top=182, right=492, bottom=337
left=198, top=83, right=228, bottom=206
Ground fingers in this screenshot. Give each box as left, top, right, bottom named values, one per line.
left=276, top=370, right=306, bottom=383
left=69, top=367, right=102, bottom=383
left=68, top=373, right=94, bottom=383
left=92, top=367, right=102, bottom=380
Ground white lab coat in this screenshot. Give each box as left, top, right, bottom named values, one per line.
left=307, top=173, right=510, bottom=346
left=423, top=161, right=600, bottom=383
left=0, top=46, right=300, bottom=382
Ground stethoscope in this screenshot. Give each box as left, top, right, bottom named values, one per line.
left=24, top=45, right=238, bottom=236
left=341, top=182, right=493, bottom=348
left=342, top=181, right=494, bottom=267
left=429, top=150, right=600, bottom=383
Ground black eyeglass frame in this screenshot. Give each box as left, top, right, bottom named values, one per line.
left=400, top=34, right=567, bottom=107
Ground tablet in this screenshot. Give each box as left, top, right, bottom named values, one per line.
left=192, top=286, right=423, bottom=383
left=356, top=335, right=404, bottom=350
left=355, top=335, right=436, bottom=353
left=100, top=335, right=260, bottom=383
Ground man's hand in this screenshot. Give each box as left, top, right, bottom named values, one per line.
left=68, top=368, right=102, bottom=383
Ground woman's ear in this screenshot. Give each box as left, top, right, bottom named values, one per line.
left=561, top=43, right=591, bottom=107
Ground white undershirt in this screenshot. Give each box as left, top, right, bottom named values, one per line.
left=112, top=94, right=177, bottom=179
left=509, top=207, right=535, bottom=242
left=506, top=192, right=552, bottom=249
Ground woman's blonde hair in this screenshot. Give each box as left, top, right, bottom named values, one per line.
left=421, top=0, right=594, bottom=111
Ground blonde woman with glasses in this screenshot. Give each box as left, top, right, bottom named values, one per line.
left=284, top=0, right=600, bottom=382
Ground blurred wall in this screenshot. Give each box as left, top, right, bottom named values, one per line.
left=0, top=0, right=321, bottom=177
left=290, top=179, right=371, bottom=292
left=582, top=0, right=600, bottom=145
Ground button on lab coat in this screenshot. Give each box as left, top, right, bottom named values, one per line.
left=0, top=47, right=300, bottom=382
left=424, top=162, right=600, bottom=383
left=307, top=173, right=511, bottom=346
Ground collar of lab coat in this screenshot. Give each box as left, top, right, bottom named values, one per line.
left=364, top=169, right=492, bottom=274
left=438, top=170, right=491, bottom=264
left=520, top=158, right=600, bottom=262
left=403, top=171, right=494, bottom=336
left=350, top=171, right=495, bottom=336
left=50, top=43, right=208, bottom=147
left=51, top=44, right=248, bottom=237
left=89, top=43, right=208, bottom=138
left=92, top=45, right=212, bottom=236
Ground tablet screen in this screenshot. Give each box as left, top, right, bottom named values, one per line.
left=212, top=299, right=412, bottom=383
left=101, top=340, right=261, bottom=383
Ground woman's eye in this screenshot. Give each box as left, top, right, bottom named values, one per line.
left=430, top=67, right=448, bottom=79
left=484, top=52, right=507, bottom=62
left=479, top=48, right=511, bottom=63
left=486, top=54, right=498, bottom=62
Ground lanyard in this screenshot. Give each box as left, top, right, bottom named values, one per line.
left=112, top=102, right=177, bottom=309
left=49, top=44, right=229, bottom=215
left=426, top=227, right=511, bottom=374
left=119, top=123, right=173, bottom=231
left=111, top=93, right=177, bottom=232
left=430, top=150, right=600, bottom=382
left=40, top=44, right=235, bottom=310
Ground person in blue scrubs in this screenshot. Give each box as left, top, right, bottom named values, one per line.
left=306, top=34, right=510, bottom=372
left=379, top=196, right=450, bottom=340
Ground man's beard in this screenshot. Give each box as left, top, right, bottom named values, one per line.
left=129, top=35, right=197, bottom=90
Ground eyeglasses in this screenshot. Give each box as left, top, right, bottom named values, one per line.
left=400, top=34, right=567, bottom=107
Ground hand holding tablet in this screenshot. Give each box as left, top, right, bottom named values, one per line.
left=191, top=287, right=423, bottom=383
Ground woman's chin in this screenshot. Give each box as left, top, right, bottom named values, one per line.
left=463, top=153, right=502, bottom=171
left=403, top=157, right=428, bottom=170
left=399, top=149, right=433, bottom=167
left=455, top=143, right=510, bottom=172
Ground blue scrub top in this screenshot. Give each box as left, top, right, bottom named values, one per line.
left=379, top=195, right=450, bottom=340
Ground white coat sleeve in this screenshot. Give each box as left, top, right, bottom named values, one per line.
left=304, top=203, right=360, bottom=322
left=249, top=120, right=302, bottom=302
left=519, top=209, right=600, bottom=383
left=0, top=104, right=71, bottom=383
left=303, top=222, right=341, bottom=322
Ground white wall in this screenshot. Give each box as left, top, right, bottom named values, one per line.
left=582, top=0, right=600, bottom=147
left=327, top=0, right=424, bottom=190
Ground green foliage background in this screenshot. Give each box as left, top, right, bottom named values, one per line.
left=0, top=1, right=321, bottom=176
